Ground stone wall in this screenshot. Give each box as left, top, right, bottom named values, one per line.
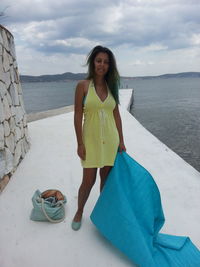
left=0, top=25, right=30, bottom=192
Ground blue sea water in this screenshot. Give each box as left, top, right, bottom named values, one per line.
left=21, top=77, right=200, bottom=172
left=123, top=78, right=200, bottom=172
left=22, top=81, right=77, bottom=113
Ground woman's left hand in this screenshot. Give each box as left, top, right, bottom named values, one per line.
left=119, top=142, right=126, bottom=153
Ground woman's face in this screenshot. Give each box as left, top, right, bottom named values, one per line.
left=94, top=52, right=109, bottom=77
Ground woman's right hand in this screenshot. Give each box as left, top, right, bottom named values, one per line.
left=77, top=144, right=86, bottom=160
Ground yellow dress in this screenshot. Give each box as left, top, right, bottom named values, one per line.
left=81, top=80, right=119, bottom=168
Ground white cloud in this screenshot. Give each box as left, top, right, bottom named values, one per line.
left=1, top=0, right=200, bottom=75
left=53, top=38, right=98, bottom=49
left=16, top=45, right=87, bottom=75
left=143, top=44, right=168, bottom=52
left=191, top=33, right=200, bottom=45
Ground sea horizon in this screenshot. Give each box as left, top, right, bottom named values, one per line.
left=21, top=77, right=200, bottom=173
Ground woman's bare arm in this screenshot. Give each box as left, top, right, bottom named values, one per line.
left=74, top=81, right=86, bottom=159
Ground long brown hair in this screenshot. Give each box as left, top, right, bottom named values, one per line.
left=86, top=45, right=120, bottom=104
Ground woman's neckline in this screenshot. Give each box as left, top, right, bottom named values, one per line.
left=91, top=80, right=109, bottom=103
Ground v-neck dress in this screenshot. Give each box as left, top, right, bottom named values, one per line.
left=81, top=80, right=119, bottom=168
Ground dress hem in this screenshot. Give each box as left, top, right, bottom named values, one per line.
left=81, top=163, right=114, bottom=168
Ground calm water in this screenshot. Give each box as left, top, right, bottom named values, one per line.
left=22, top=81, right=77, bottom=113
left=123, top=77, right=200, bottom=172
left=21, top=78, right=200, bottom=172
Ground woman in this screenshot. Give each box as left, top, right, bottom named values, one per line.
left=72, top=45, right=126, bottom=230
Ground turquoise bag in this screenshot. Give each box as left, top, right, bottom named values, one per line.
left=30, top=189, right=67, bottom=223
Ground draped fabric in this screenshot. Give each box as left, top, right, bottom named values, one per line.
left=90, top=152, right=200, bottom=267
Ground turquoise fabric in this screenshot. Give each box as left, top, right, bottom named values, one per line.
left=90, top=152, right=200, bottom=266
left=83, top=95, right=86, bottom=106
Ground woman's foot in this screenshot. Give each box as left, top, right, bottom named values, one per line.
left=71, top=220, right=82, bottom=231
left=71, top=211, right=82, bottom=231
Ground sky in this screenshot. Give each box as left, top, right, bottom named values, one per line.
left=1, top=0, right=200, bottom=76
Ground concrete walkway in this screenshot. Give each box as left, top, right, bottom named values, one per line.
left=0, top=90, right=200, bottom=267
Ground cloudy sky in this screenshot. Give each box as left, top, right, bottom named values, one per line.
left=1, top=0, right=200, bottom=76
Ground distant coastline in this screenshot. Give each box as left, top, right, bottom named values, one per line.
left=20, top=71, right=200, bottom=83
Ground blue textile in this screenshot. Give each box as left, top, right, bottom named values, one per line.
left=90, top=152, right=200, bottom=267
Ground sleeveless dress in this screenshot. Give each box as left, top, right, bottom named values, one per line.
left=81, top=80, right=119, bottom=168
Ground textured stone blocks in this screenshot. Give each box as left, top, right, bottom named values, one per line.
left=0, top=25, right=30, bottom=191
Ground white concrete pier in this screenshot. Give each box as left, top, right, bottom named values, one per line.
left=0, top=89, right=199, bottom=267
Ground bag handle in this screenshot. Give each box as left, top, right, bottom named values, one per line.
left=41, top=198, right=66, bottom=223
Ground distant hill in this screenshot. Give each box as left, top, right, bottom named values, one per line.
left=20, top=72, right=87, bottom=82
left=132, top=72, right=200, bottom=80
left=20, top=71, right=200, bottom=82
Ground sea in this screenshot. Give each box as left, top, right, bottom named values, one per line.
left=21, top=77, right=200, bottom=172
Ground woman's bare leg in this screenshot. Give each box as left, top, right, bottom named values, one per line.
left=99, top=166, right=112, bottom=192
left=73, top=168, right=97, bottom=222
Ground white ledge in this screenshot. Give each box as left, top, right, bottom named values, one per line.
left=0, top=89, right=199, bottom=267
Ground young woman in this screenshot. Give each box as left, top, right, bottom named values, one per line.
left=72, top=45, right=126, bottom=230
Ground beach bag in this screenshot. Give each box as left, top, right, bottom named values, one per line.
left=30, top=189, right=67, bottom=223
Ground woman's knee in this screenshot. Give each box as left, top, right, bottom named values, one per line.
left=82, top=168, right=97, bottom=188
left=100, top=166, right=112, bottom=178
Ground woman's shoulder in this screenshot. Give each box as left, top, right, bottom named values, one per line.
left=77, top=79, right=90, bottom=87
left=76, top=79, right=91, bottom=94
